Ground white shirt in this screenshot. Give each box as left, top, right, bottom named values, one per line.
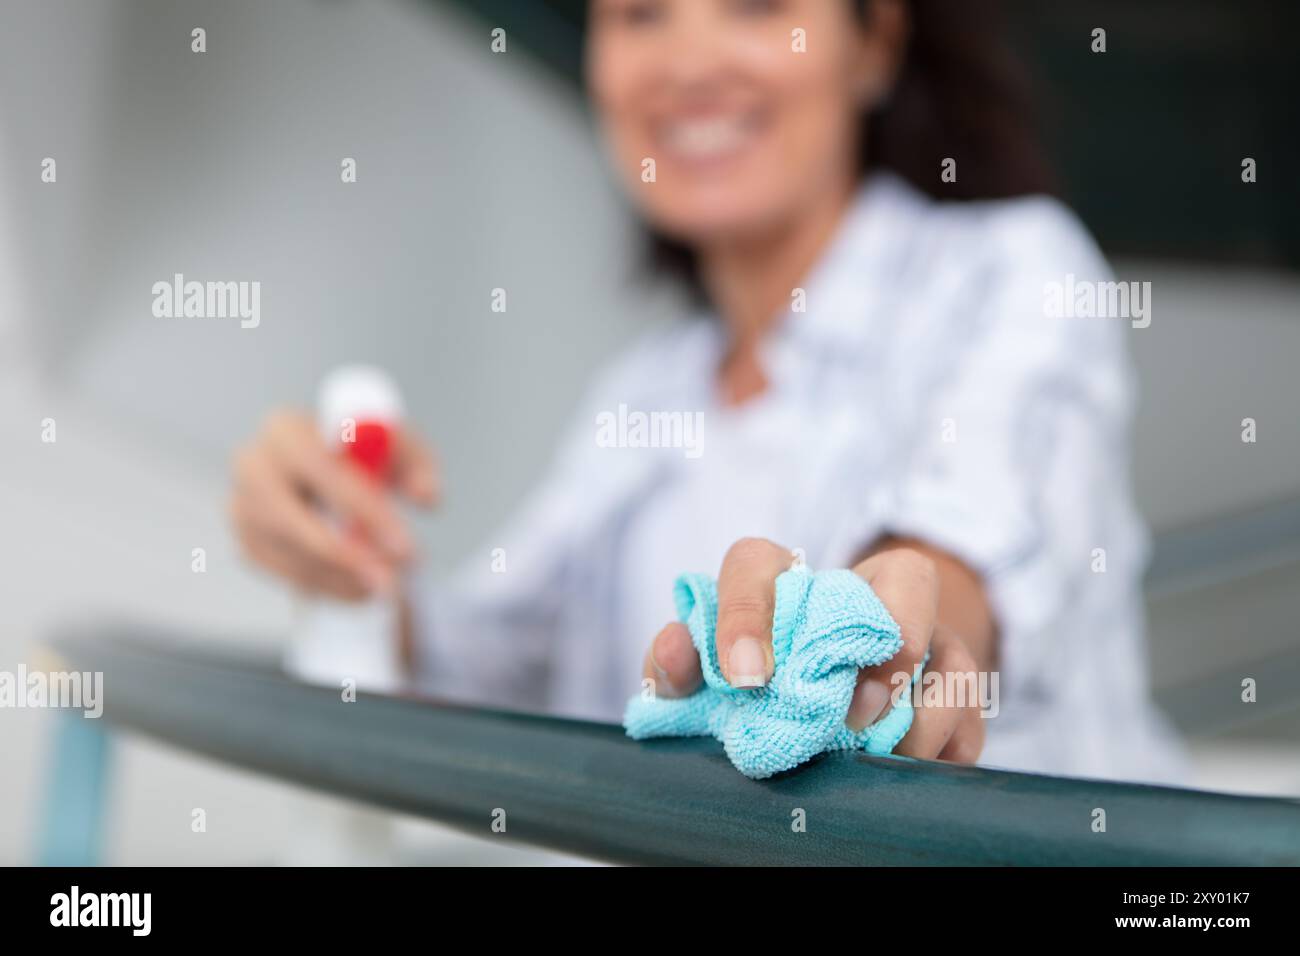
left=410, top=173, right=1186, bottom=784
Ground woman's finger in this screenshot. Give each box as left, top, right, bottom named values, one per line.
left=393, top=426, right=440, bottom=506
left=846, top=665, right=909, bottom=732
left=641, top=621, right=702, bottom=698
left=938, top=702, right=986, bottom=765
left=235, top=446, right=395, bottom=596
left=847, top=547, right=939, bottom=729
left=245, top=531, right=372, bottom=601
left=264, top=413, right=414, bottom=562
left=714, top=537, right=793, bottom=688
left=893, top=687, right=960, bottom=760
left=896, top=631, right=984, bottom=761
left=934, top=630, right=986, bottom=763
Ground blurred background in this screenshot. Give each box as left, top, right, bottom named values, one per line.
left=1, top=0, right=1297, bottom=864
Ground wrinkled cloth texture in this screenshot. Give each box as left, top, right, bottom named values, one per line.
left=623, top=567, right=918, bottom=779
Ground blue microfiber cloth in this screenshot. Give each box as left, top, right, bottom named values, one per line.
left=624, top=567, right=919, bottom=779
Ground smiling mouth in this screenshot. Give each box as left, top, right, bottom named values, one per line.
left=655, top=112, right=766, bottom=166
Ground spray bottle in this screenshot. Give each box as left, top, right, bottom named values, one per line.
left=284, top=365, right=406, bottom=693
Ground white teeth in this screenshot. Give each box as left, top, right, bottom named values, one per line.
left=662, top=116, right=754, bottom=158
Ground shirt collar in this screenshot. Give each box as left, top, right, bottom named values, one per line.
left=681, top=172, right=927, bottom=403
left=775, top=171, right=924, bottom=354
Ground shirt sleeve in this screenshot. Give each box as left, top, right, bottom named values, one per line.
left=867, top=202, right=1150, bottom=700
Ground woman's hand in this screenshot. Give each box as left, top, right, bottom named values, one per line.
left=641, top=537, right=988, bottom=763
left=229, top=409, right=438, bottom=600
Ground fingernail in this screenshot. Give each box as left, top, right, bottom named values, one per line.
left=727, top=637, right=768, bottom=689
left=649, top=641, right=678, bottom=696
left=846, top=679, right=892, bottom=732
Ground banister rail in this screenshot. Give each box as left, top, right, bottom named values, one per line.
left=49, top=628, right=1300, bottom=866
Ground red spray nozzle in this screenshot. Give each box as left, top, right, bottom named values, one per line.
left=344, top=419, right=393, bottom=483
left=318, top=366, right=404, bottom=485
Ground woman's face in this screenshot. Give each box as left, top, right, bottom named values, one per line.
left=587, top=0, right=893, bottom=247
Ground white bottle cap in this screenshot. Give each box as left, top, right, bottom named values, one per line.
left=316, top=365, right=404, bottom=443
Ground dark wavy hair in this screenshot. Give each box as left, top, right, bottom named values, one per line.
left=651, top=0, right=1057, bottom=297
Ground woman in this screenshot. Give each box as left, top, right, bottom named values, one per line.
left=230, top=0, right=1183, bottom=781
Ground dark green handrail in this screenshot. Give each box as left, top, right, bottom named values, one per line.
left=48, top=627, right=1300, bottom=865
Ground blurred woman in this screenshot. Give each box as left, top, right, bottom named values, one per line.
left=230, top=0, right=1183, bottom=781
